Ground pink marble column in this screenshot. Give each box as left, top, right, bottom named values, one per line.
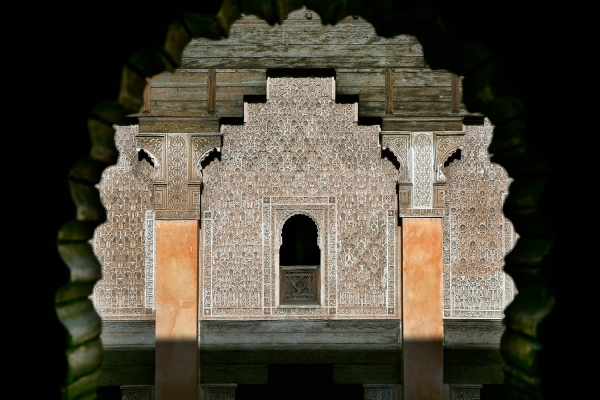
left=402, top=217, right=443, bottom=400
left=155, top=220, right=198, bottom=400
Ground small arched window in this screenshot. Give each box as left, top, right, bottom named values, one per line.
left=279, top=214, right=320, bottom=305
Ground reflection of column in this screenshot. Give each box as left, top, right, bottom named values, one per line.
left=202, top=384, right=237, bottom=400
left=402, top=217, right=443, bottom=399
left=155, top=220, right=198, bottom=400
left=121, top=385, right=154, bottom=399
left=363, top=384, right=395, bottom=399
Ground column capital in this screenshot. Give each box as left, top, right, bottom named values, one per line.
left=136, top=133, right=221, bottom=220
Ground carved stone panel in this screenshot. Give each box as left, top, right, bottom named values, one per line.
left=442, top=119, right=516, bottom=318
left=144, top=210, right=156, bottom=312
left=201, top=77, right=398, bottom=319
left=433, top=183, right=447, bottom=208
left=92, top=125, right=155, bottom=318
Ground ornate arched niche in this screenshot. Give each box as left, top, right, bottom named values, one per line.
left=278, top=213, right=322, bottom=305
left=200, top=76, right=399, bottom=319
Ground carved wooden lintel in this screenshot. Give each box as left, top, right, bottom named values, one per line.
left=139, top=118, right=221, bottom=133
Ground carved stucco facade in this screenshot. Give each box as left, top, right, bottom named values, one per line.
left=202, top=77, right=397, bottom=318
left=92, top=78, right=515, bottom=321
left=442, top=119, right=516, bottom=319
left=92, top=124, right=155, bottom=317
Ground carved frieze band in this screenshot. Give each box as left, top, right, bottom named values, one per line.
left=399, top=208, right=446, bottom=217
left=136, top=133, right=221, bottom=220
left=139, top=119, right=220, bottom=133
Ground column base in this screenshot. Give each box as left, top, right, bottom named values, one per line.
left=201, top=384, right=238, bottom=400
left=120, top=385, right=154, bottom=400
left=363, top=384, right=396, bottom=400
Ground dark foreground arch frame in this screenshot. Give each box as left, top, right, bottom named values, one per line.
left=55, top=2, right=557, bottom=399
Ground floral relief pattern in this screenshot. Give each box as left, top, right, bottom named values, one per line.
left=202, top=77, right=398, bottom=318
left=167, top=134, right=188, bottom=210
left=435, top=135, right=464, bottom=182
left=90, top=92, right=515, bottom=322
left=382, top=135, right=409, bottom=182
left=92, top=125, right=155, bottom=317
left=412, top=132, right=434, bottom=208
left=442, top=119, right=517, bottom=318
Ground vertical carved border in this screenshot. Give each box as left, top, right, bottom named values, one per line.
left=262, top=200, right=272, bottom=314
left=166, top=134, right=189, bottom=211
left=502, top=191, right=517, bottom=308
left=386, top=209, right=396, bottom=315
left=443, top=212, right=457, bottom=318
left=411, top=132, right=434, bottom=209
left=328, top=196, right=338, bottom=314
left=144, top=210, right=156, bottom=313
left=203, top=210, right=212, bottom=316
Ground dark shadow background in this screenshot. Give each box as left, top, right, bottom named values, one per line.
left=38, top=4, right=577, bottom=399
